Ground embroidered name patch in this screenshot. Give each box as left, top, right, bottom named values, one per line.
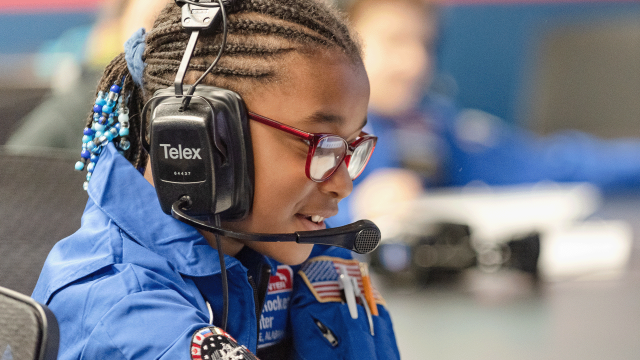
left=299, top=256, right=385, bottom=305
left=258, top=264, right=293, bottom=349
left=190, top=326, right=259, bottom=360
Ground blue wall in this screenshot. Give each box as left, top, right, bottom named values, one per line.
left=0, top=12, right=97, bottom=54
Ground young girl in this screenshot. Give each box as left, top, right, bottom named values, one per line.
left=32, top=1, right=399, bottom=359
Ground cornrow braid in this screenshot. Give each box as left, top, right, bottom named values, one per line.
left=236, top=0, right=358, bottom=54
left=227, top=19, right=329, bottom=47
left=146, top=43, right=293, bottom=60
left=92, top=0, right=362, bottom=168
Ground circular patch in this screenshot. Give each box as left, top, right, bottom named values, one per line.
left=190, top=326, right=259, bottom=360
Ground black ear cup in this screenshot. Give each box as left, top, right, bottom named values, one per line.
left=142, top=85, right=254, bottom=221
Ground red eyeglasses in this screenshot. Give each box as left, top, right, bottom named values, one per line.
left=248, top=112, right=377, bottom=182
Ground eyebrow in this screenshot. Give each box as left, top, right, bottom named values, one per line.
left=302, top=111, right=368, bottom=132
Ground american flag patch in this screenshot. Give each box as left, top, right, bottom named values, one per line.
left=299, top=256, right=385, bottom=305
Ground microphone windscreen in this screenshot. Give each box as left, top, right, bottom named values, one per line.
left=354, top=227, right=381, bottom=254
left=296, top=220, right=381, bottom=254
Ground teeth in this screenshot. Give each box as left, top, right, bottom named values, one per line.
left=310, top=215, right=325, bottom=223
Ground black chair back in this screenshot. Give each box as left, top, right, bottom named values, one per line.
left=0, top=286, right=59, bottom=360
left=0, top=150, right=87, bottom=296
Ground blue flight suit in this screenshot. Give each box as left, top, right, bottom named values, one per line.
left=329, top=95, right=640, bottom=226
left=32, top=143, right=399, bottom=360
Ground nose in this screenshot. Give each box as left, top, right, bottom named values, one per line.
left=318, top=160, right=353, bottom=200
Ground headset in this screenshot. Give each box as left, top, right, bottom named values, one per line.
left=139, top=0, right=382, bottom=331
left=141, top=0, right=382, bottom=256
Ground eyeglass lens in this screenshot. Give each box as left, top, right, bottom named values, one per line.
left=309, top=136, right=347, bottom=181
left=308, top=136, right=375, bottom=181
left=347, top=138, right=375, bottom=179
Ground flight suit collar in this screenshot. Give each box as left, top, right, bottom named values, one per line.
left=87, top=143, right=242, bottom=277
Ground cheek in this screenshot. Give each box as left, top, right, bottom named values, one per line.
left=247, top=126, right=312, bottom=230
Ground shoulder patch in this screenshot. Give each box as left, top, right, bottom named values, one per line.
left=298, top=256, right=386, bottom=305
left=190, top=326, right=259, bottom=360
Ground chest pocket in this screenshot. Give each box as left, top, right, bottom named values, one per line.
left=288, top=256, right=400, bottom=360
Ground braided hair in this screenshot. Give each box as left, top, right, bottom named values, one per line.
left=90, top=0, right=363, bottom=170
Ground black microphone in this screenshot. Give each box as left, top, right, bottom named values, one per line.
left=171, top=198, right=381, bottom=254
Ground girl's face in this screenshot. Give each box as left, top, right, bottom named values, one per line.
left=221, top=51, right=370, bottom=265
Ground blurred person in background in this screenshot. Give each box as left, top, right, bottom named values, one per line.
left=6, top=0, right=169, bottom=151
left=329, top=0, right=640, bottom=226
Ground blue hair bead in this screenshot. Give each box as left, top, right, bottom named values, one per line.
left=78, top=81, right=128, bottom=190
left=102, top=105, right=114, bottom=114
left=95, top=91, right=106, bottom=106
left=119, top=138, right=131, bottom=150
left=119, top=127, right=129, bottom=137
left=105, top=130, right=115, bottom=141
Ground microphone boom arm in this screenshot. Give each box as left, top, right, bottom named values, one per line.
left=171, top=199, right=381, bottom=254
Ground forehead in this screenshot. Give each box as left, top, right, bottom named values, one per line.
left=244, top=49, right=370, bottom=137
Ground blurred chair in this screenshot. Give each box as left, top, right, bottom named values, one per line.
left=0, top=87, right=50, bottom=146
left=0, top=150, right=87, bottom=296
left=0, top=285, right=59, bottom=360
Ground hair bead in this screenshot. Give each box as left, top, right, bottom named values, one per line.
left=74, top=80, right=131, bottom=189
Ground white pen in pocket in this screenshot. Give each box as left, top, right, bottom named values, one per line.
left=338, top=265, right=358, bottom=319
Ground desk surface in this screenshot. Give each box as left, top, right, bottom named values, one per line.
left=382, top=192, right=640, bottom=360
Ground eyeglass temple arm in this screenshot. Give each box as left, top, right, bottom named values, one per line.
left=247, top=112, right=314, bottom=141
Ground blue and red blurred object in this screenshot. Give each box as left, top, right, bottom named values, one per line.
left=0, top=0, right=102, bottom=55
left=0, top=0, right=102, bottom=13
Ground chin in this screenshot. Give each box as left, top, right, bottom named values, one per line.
left=249, top=242, right=314, bottom=265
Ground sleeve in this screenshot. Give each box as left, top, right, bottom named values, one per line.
left=445, top=108, right=640, bottom=190
left=288, top=247, right=400, bottom=360
left=46, top=262, right=230, bottom=360
left=80, top=289, right=213, bottom=360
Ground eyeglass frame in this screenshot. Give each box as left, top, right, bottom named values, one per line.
left=247, top=112, right=377, bottom=182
